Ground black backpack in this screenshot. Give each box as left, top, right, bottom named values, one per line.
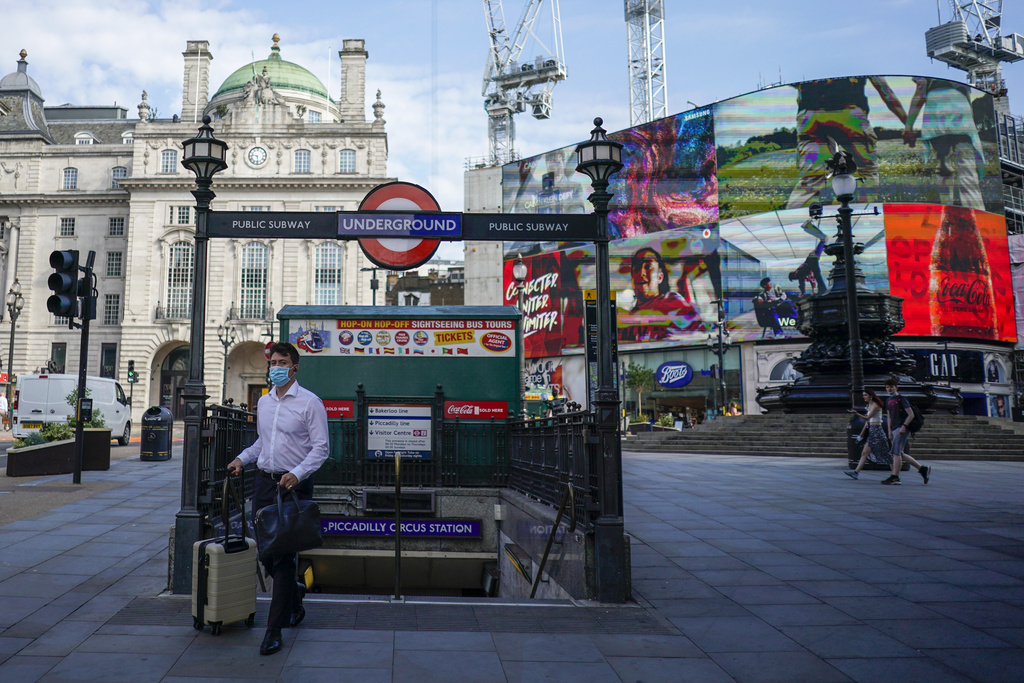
left=906, top=402, right=925, bottom=433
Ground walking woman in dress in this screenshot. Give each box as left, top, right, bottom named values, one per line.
left=844, top=389, right=891, bottom=479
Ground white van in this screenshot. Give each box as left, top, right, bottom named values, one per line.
left=13, top=374, right=132, bottom=445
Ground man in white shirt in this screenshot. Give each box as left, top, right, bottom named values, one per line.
left=228, top=342, right=329, bottom=656
left=0, top=392, right=8, bottom=430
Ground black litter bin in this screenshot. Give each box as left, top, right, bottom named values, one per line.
left=140, top=406, right=173, bottom=461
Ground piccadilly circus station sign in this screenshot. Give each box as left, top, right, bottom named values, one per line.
left=206, top=181, right=598, bottom=271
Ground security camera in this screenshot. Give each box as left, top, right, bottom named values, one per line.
left=808, top=203, right=823, bottom=219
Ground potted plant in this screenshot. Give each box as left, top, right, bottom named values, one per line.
left=6, top=387, right=112, bottom=477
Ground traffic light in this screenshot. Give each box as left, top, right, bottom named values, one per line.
left=127, top=360, right=136, bottom=384
left=47, top=250, right=79, bottom=325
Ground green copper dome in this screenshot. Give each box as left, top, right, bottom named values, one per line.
left=213, top=37, right=329, bottom=100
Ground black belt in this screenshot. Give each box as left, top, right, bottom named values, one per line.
left=259, top=469, right=290, bottom=479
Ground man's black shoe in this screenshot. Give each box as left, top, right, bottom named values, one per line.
left=289, top=581, right=307, bottom=627
left=260, top=629, right=282, bottom=655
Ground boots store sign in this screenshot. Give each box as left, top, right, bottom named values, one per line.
left=656, top=361, right=694, bottom=388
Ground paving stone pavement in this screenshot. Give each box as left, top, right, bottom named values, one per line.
left=0, top=445, right=1022, bottom=682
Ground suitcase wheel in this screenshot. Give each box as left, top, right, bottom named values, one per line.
left=193, top=617, right=203, bottom=631
left=246, top=614, right=255, bottom=628
left=211, top=623, right=222, bottom=636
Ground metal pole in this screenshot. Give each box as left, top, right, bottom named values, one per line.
left=518, top=284, right=527, bottom=415
left=72, top=253, right=95, bottom=485
left=394, top=451, right=402, bottom=600
left=839, top=197, right=863, bottom=407
left=717, top=300, right=727, bottom=415
left=172, top=178, right=213, bottom=594
left=590, top=180, right=626, bottom=603
left=6, top=307, right=16, bottom=412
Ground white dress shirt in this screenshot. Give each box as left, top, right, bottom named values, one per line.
left=237, top=380, right=329, bottom=482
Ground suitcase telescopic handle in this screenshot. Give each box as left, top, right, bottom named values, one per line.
left=222, top=475, right=249, bottom=550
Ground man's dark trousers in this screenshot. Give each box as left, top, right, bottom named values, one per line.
left=253, top=472, right=313, bottom=631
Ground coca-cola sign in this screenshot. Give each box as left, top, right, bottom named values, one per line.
left=656, top=361, right=693, bottom=388
left=444, top=401, right=508, bottom=419
left=322, top=400, right=354, bottom=418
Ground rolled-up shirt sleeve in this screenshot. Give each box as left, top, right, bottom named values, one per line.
left=236, top=435, right=263, bottom=468
left=291, top=396, right=329, bottom=482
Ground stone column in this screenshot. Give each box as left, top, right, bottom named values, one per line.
left=181, top=41, right=213, bottom=124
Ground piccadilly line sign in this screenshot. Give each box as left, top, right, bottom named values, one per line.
left=206, top=210, right=596, bottom=241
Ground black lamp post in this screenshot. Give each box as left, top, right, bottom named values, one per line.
left=576, top=117, right=627, bottom=603
left=360, top=266, right=381, bottom=305
left=217, top=323, right=236, bottom=404
left=6, top=279, right=24, bottom=411
left=827, top=148, right=863, bottom=408
left=512, top=253, right=528, bottom=415
left=706, top=299, right=731, bottom=416
left=172, top=115, right=228, bottom=594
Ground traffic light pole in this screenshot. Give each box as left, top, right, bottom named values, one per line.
left=72, top=252, right=96, bottom=485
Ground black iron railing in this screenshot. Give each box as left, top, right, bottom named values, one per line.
left=200, top=403, right=258, bottom=534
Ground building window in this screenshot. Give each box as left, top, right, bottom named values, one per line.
left=169, top=206, right=191, bottom=225
left=294, top=149, right=311, bottom=173
left=111, top=166, right=127, bottom=189
left=166, top=241, right=194, bottom=319
left=62, top=167, right=78, bottom=190
left=339, top=149, right=356, bottom=173
left=161, top=150, right=177, bottom=173
left=122, top=132, right=134, bottom=145
left=242, top=206, right=270, bottom=212
left=314, top=243, right=343, bottom=305
left=60, top=217, right=76, bottom=236
left=106, top=252, right=123, bottom=277
left=308, top=110, right=321, bottom=123
left=239, top=242, right=268, bottom=319
left=108, top=217, right=125, bottom=236
left=75, top=132, right=94, bottom=145
left=50, top=343, right=67, bottom=373
left=103, top=294, right=121, bottom=325
left=54, top=315, right=70, bottom=326
left=314, top=206, right=338, bottom=212
left=100, top=343, right=117, bottom=379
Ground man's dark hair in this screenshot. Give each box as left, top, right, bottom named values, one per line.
left=631, top=247, right=670, bottom=296
left=884, top=377, right=898, bottom=389
left=270, top=342, right=299, bottom=366
left=760, top=276, right=772, bottom=288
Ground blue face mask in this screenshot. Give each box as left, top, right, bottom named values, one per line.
left=269, top=366, right=292, bottom=387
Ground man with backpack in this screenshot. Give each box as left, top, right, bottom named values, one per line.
left=882, top=378, right=931, bottom=485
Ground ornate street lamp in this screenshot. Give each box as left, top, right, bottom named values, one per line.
left=826, top=146, right=863, bottom=407
left=6, top=278, right=24, bottom=416
left=173, top=116, right=228, bottom=594
left=706, top=299, right=731, bottom=416
left=217, top=323, right=236, bottom=404
left=512, top=254, right=528, bottom=414
left=575, top=117, right=626, bottom=603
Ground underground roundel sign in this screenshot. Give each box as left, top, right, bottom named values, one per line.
left=358, top=182, right=441, bottom=270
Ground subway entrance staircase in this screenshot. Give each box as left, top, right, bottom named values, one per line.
left=622, top=413, right=1024, bottom=461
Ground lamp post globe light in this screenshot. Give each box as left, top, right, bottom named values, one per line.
left=575, top=117, right=627, bottom=603
left=6, top=278, right=24, bottom=414
left=826, top=147, right=864, bottom=408
left=217, top=323, right=237, bottom=404
left=512, top=254, right=528, bottom=415
left=172, top=115, right=228, bottom=594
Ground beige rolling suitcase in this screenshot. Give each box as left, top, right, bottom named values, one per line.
left=191, top=477, right=260, bottom=634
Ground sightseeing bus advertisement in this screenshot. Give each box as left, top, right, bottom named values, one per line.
left=884, top=203, right=1015, bottom=342
left=713, top=75, right=1002, bottom=220
left=717, top=205, right=888, bottom=342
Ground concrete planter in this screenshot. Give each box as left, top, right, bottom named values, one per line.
left=5, top=428, right=112, bottom=477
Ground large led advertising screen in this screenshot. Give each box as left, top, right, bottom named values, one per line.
left=885, top=203, right=1015, bottom=342
left=714, top=76, right=1002, bottom=219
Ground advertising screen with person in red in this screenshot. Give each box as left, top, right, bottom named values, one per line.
left=885, top=203, right=1015, bottom=342
left=503, top=253, right=564, bottom=358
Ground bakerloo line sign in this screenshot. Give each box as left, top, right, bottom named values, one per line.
left=206, top=181, right=597, bottom=270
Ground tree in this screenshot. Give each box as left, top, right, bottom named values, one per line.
left=625, top=362, right=655, bottom=419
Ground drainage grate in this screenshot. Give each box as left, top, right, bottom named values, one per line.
left=109, top=597, right=673, bottom=635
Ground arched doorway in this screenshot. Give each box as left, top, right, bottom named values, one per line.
left=161, top=346, right=190, bottom=419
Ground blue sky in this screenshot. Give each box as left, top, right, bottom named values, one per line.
left=8, top=0, right=1024, bottom=261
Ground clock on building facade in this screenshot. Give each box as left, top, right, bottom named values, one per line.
left=247, top=146, right=268, bottom=167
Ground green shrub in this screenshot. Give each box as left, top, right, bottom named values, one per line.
left=656, top=414, right=676, bottom=427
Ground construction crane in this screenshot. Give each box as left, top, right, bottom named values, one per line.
left=926, top=0, right=1024, bottom=108
left=626, top=0, right=668, bottom=125
left=482, top=0, right=567, bottom=166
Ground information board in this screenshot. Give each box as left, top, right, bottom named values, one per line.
left=367, top=404, right=432, bottom=459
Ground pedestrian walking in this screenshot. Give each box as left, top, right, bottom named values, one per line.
left=0, top=392, right=8, bottom=430
left=845, top=388, right=891, bottom=479
left=227, top=342, right=329, bottom=656
left=881, top=378, right=931, bottom=486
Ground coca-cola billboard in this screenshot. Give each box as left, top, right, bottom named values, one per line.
left=886, top=204, right=1016, bottom=343
left=444, top=401, right=508, bottom=419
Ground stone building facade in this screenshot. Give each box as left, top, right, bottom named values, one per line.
left=0, top=36, right=393, bottom=427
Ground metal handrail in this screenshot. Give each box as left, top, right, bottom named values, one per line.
left=530, top=483, right=577, bottom=598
